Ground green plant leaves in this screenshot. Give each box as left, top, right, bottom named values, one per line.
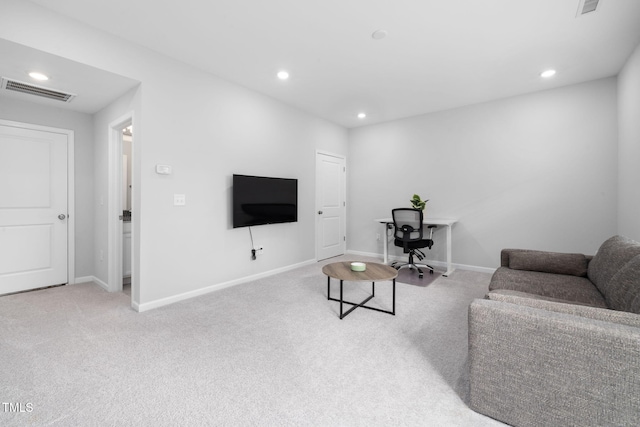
left=410, top=194, right=428, bottom=210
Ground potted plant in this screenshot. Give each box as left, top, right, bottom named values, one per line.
left=410, top=194, right=428, bottom=211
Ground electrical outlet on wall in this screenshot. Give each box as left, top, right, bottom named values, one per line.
left=173, top=194, right=186, bottom=206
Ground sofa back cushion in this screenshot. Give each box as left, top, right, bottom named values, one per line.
left=588, top=235, right=640, bottom=299
left=603, top=254, right=640, bottom=313
left=508, top=250, right=589, bottom=277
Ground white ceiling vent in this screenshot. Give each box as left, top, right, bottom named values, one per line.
left=1, top=77, right=76, bottom=103
left=576, top=0, right=601, bottom=16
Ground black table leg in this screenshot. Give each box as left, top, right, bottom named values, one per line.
left=327, top=276, right=330, bottom=300
left=392, top=278, right=396, bottom=315
left=327, top=277, right=394, bottom=319
left=340, top=279, right=343, bottom=318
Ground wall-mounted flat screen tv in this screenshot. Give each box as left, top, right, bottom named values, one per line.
left=232, top=174, right=298, bottom=228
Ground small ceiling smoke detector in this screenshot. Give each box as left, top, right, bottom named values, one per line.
left=1, top=77, right=76, bottom=103
left=576, top=0, right=600, bottom=16
left=372, top=30, right=388, bottom=40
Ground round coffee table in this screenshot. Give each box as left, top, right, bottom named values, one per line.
left=322, top=261, right=398, bottom=319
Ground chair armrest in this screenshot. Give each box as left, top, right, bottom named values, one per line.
left=468, top=299, right=640, bottom=427
left=500, top=248, right=589, bottom=276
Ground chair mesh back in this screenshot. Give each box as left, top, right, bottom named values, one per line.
left=392, top=209, right=423, bottom=241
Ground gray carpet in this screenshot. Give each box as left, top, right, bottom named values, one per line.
left=395, top=266, right=442, bottom=287
left=0, top=255, right=505, bottom=426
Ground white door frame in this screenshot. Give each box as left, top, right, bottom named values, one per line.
left=0, top=118, right=75, bottom=285
left=315, top=150, right=347, bottom=260
left=107, top=113, right=133, bottom=294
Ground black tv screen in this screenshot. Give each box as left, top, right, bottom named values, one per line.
left=232, top=174, right=298, bottom=228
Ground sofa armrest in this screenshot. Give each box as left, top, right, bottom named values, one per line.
left=468, top=298, right=640, bottom=427
left=500, top=248, right=589, bottom=276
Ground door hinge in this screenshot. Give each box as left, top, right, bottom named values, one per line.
left=344, top=236, right=346, bottom=241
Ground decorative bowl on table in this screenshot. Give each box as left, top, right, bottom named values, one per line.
left=350, top=262, right=366, bottom=272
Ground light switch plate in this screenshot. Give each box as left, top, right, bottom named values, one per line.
left=173, top=194, right=186, bottom=206
left=156, top=164, right=172, bottom=175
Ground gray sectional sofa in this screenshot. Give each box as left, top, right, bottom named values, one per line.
left=468, top=235, right=640, bottom=427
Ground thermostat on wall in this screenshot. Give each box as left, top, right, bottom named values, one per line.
left=156, top=164, right=172, bottom=175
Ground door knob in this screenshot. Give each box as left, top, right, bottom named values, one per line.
left=58, top=214, right=66, bottom=220
left=318, top=211, right=323, bottom=215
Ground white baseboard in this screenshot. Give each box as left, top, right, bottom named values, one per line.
left=74, top=275, right=109, bottom=291
left=135, top=258, right=317, bottom=313
left=345, top=249, right=385, bottom=260
left=345, top=250, right=496, bottom=274
left=78, top=253, right=495, bottom=314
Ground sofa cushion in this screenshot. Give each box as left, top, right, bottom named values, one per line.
left=603, top=254, right=640, bottom=314
left=507, top=249, right=588, bottom=277
left=588, top=235, right=640, bottom=297
left=489, top=267, right=607, bottom=308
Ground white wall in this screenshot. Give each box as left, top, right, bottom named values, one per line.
left=0, top=97, right=95, bottom=279
left=2, top=1, right=631, bottom=307
left=1, top=1, right=348, bottom=309
left=92, top=87, right=141, bottom=301
left=348, top=78, right=619, bottom=269
left=618, top=43, right=640, bottom=241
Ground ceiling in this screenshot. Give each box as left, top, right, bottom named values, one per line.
left=16, top=0, right=640, bottom=126
left=0, top=39, right=140, bottom=114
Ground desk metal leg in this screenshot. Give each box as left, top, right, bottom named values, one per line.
left=443, top=224, right=454, bottom=277
left=382, top=223, right=389, bottom=264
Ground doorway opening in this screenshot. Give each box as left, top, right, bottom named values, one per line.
left=107, top=114, right=134, bottom=303
left=121, top=124, right=133, bottom=296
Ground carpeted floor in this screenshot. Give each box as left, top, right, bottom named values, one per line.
left=394, top=265, right=442, bottom=287
left=0, top=255, right=505, bottom=426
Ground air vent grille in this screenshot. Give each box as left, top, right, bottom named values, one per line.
left=1, top=77, right=76, bottom=103
left=577, top=0, right=600, bottom=16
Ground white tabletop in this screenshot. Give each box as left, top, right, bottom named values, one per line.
left=375, top=217, right=457, bottom=226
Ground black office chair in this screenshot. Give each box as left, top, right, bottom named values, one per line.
left=391, top=208, right=435, bottom=278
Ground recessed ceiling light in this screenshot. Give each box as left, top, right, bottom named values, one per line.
left=28, top=71, right=49, bottom=81
left=372, top=29, right=388, bottom=40
left=540, top=69, right=556, bottom=78
left=357, top=112, right=367, bottom=119
left=277, top=70, right=289, bottom=80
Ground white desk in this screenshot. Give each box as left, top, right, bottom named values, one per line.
left=375, top=217, right=458, bottom=277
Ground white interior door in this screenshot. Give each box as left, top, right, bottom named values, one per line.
left=316, top=152, right=346, bottom=260
left=0, top=122, right=68, bottom=295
